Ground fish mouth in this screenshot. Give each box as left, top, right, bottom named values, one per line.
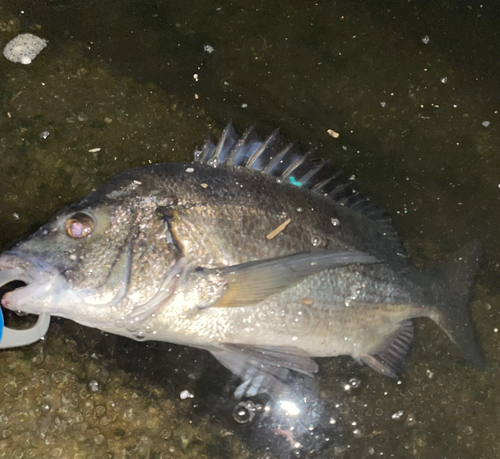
left=0, top=252, right=61, bottom=314
left=0, top=249, right=187, bottom=335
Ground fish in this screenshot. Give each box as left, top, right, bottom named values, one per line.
left=0, top=123, right=485, bottom=397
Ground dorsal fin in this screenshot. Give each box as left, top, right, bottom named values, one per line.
left=194, top=124, right=406, bottom=258
left=211, top=122, right=238, bottom=164
left=246, top=128, right=281, bottom=171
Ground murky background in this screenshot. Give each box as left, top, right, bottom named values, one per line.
left=0, top=0, right=499, bottom=458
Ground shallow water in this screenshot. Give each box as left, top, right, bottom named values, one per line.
left=0, top=0, right=499, bottom=458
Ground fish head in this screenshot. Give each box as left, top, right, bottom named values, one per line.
left=0, top=180, right=185, bottom=335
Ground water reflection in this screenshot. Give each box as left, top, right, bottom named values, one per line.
left=220, top=373, right=331, bottom=458
left=0, top=0, right=499, bottom=458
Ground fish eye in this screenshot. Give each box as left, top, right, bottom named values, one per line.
left=65, top=212, right=94, bottom=238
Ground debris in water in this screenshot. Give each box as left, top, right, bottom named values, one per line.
left=327, top=129, right=340, bottom=138
left=3, top=33, right=48, bottom=64
left=180, top=389, right=194, bottom=399
left=266, top=218, right=291, bottom=239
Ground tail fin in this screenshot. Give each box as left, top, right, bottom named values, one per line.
left=430, top=241, right=485, bottom=369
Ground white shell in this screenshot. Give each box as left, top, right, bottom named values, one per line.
left=3, top=33, right=48, bottom=65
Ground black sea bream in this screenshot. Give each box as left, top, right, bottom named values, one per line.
left=0, top=123, right=485, bottom=396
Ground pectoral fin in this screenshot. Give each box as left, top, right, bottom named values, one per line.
left=206, top=250, right=378, bottom=308
left=211, top=343, right=318, bottom=398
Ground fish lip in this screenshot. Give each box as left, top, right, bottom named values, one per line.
left=0, top=251, right=61, bottom=312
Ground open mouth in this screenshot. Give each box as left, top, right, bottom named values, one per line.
left=0, top=251, right=59, bottom=313
left=0, top=257, right=33, bottom=311
left=0, top=280, right=37, bottom=328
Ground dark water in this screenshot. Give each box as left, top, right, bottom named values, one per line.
left=0, top=0, right=499, bottom=458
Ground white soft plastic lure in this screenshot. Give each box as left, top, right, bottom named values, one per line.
left=0, top=310, right=50, bottom=349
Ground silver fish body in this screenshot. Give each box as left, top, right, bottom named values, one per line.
left=0, top=123, right=484, bottom=396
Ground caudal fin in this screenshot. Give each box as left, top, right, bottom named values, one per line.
left=430, top=241, right=485, bottom=369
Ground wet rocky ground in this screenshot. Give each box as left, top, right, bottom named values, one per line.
left=0, top=1, right=499, bottom=458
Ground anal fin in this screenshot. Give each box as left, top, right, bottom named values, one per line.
left=360, top=320, right=414, bottom=378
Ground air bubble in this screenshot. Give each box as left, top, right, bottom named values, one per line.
left=344, top=283, right=362, bottom=307
left=134, top=331, right=146, bottom=340
left=405, top=414, right=417, bottom=426
left=311, top=235, right=322, bottom=247
left=343, top=377, right=361, bottom=392
left=391, top=410, right=404, bottom=420
left=232, top=400, right=257, bottom=424
left=349, top=377, right=361, bottom=388
left=353, top=428, right=363, bottom=437
left=207, top=158, right=218, bottom=168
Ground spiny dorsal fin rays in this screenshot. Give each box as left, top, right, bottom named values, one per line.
left=246, top=128, right=281, bottom=171
left=280, top=150, right=314, bottom=181
left=328, top=184, right=352, bottom=201
left=193, top=123, right=407, bottom=259
left=311, top=172, right=340, bottom=192
left=211, top=122, right=238, bottom=165
left=198, top=133, right=215, bottom=163
left=262, top=142, right=296, bottom=175
left=297, top=160, right=330, bottom=189
left=226, top=125, right=261, bottom=166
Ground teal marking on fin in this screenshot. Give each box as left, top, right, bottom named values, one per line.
left=288, top=176, right=302, bottom=187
